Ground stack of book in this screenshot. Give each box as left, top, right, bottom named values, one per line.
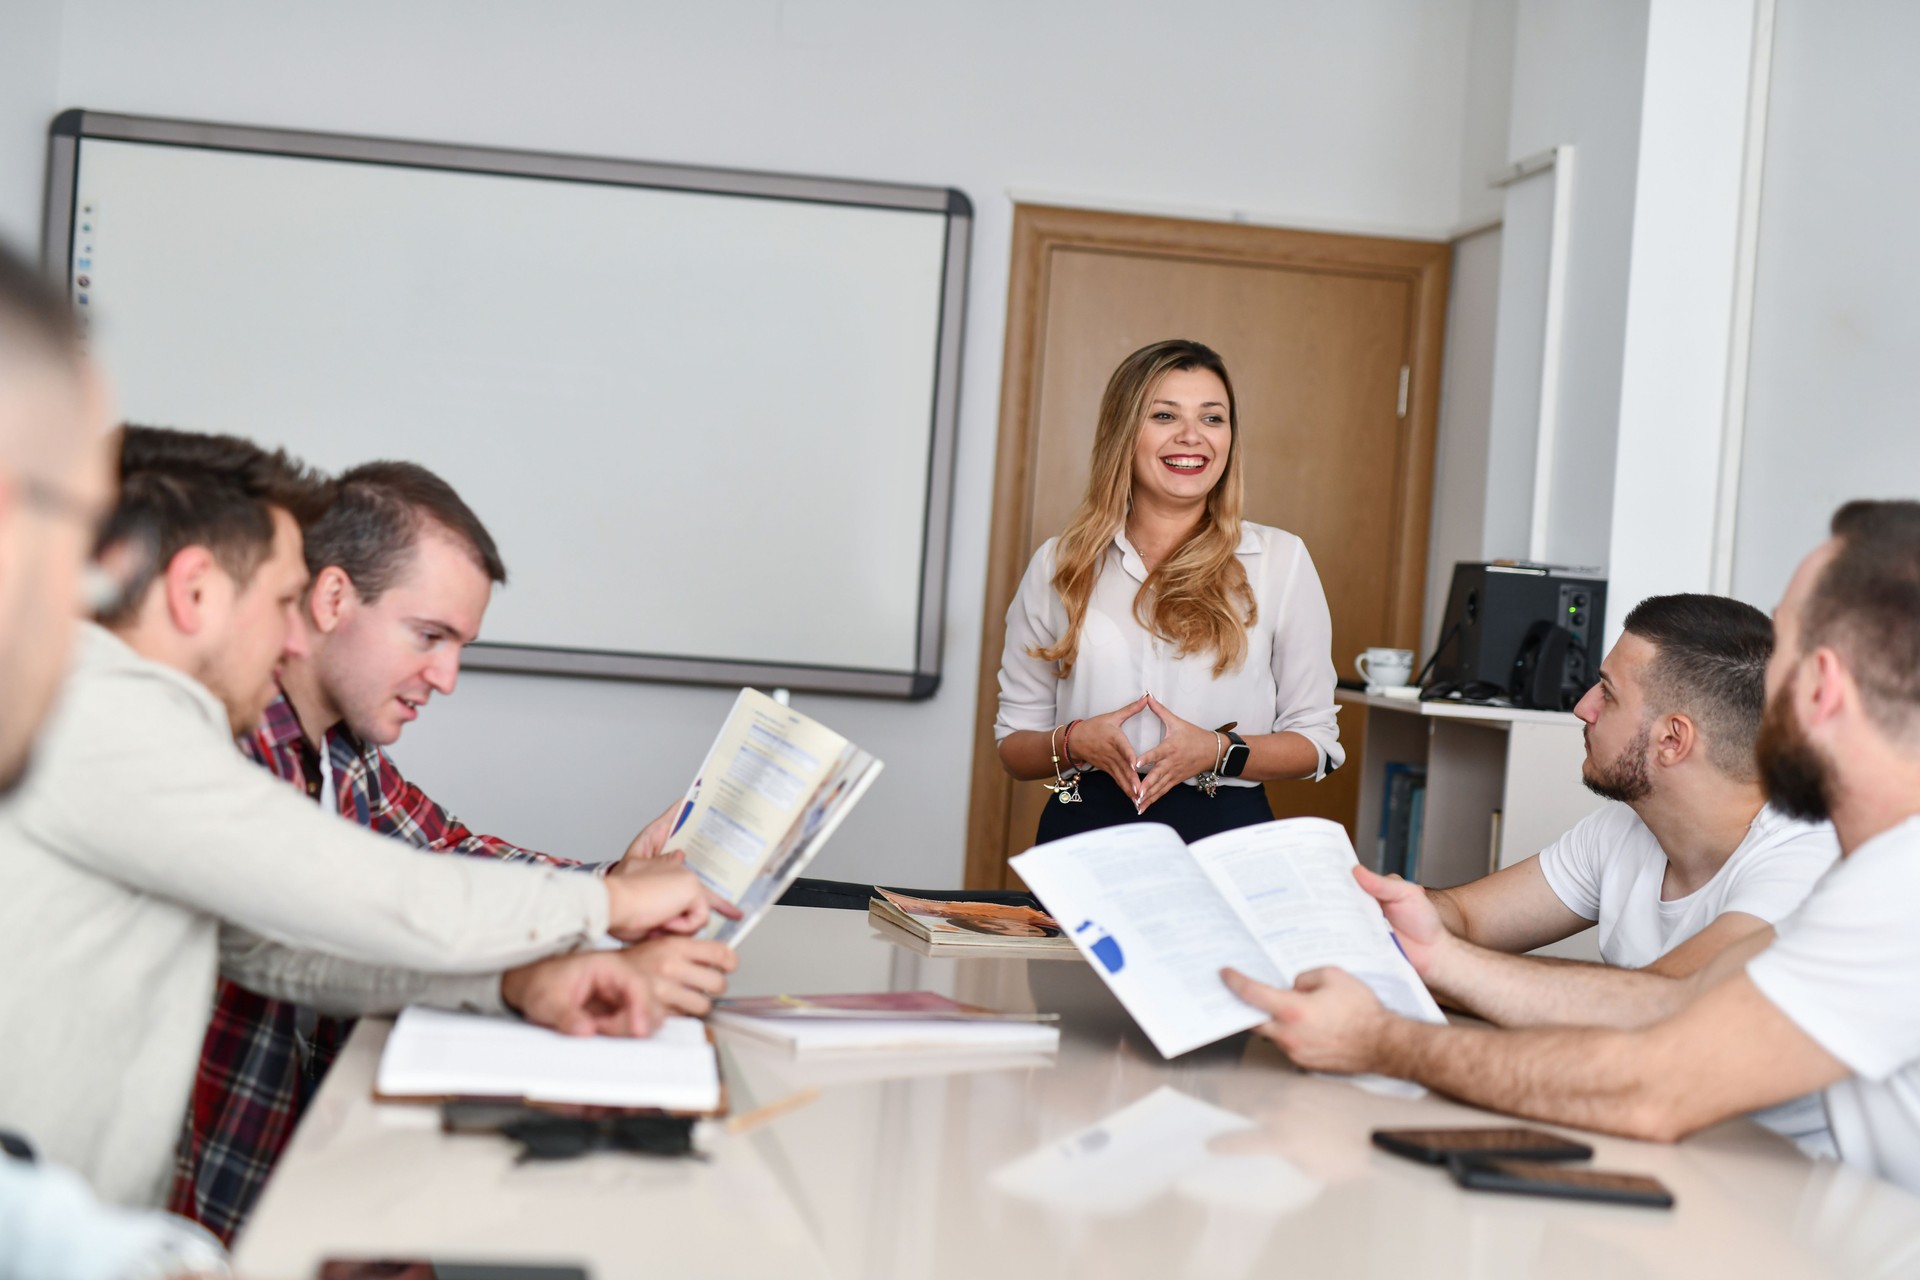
left=1379, top=762, right=1428, bottom=881
left=710, top=992, right=1060, bottom=1056
left=868, top=889, right=1080, bottom=959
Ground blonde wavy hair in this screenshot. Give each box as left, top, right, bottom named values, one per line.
left=1033, top=339, right=1255, bottom=679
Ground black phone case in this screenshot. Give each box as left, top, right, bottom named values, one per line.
left=1371, top=1126, right=1594, bottom=1166
left=1446, top=1156, right=1675, bottom=1208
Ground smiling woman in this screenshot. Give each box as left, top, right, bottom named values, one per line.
left=993, top=339, right=1344, bottom=848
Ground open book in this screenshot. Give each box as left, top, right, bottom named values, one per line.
left=1010, top=818, right=1444, bottom=1059
left=662, top=688, right=882, bottom=945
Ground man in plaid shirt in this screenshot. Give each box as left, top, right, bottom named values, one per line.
left=171, top=462, right=737, bottom=1242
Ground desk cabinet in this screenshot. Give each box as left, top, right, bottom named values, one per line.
left=1340, top=691, right=1604, bottom=889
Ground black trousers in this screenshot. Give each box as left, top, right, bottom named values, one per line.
left=1035, top=769, right=1273, bottom=847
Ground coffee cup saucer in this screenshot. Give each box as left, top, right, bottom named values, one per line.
left=1367, top=683, right=1422, bottom=700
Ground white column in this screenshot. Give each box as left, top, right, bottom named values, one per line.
left=1603, top=0, right=1768, bottom=645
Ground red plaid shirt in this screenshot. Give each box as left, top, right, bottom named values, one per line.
left=169, top=691, right=585, bottom=1242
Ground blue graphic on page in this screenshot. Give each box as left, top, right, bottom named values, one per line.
left=670, top=784, right=699, bottom=836
left=1076, top=920, right=1124, bottom=974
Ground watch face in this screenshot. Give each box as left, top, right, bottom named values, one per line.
left=1223, top=743, right=1252, bottom=777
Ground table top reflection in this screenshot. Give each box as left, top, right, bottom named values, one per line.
left=234, top=906, right=1920, bottom=1280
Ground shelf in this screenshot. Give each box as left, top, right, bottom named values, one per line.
left=1336, top=688, right=1582, bottom=727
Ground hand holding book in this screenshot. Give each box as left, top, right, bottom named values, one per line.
left=1010, top=818, right=1445, bottom=1062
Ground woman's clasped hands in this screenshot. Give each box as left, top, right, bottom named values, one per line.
left=1075, top=692, right=1228, bottom=814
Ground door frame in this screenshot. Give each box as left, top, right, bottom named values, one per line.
left=963, top=204, right=1452, bottom=890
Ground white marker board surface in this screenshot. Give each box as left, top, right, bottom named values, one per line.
left=47, top=111, right=970, bottom=697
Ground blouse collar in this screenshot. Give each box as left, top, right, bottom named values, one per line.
left=1110, top=522, right=1261, bottom=584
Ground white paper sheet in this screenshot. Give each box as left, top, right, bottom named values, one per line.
left=989, top=1087, right=1261, bottom=1216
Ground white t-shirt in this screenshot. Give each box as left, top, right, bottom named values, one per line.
left=1537, top=801, right=1840, bottom=1154
left=1537, top=802, right=1838, bottom=969
left=994, top=523, right=1343, bottom=785
left=1748, top=816, right=1920, bottom=1196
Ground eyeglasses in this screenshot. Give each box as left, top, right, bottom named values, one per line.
left=499, top=1113, right=703, bottom=1163
left=7, top=472, right=139, bottom=615
left=16, top=473, right=104, bottom=531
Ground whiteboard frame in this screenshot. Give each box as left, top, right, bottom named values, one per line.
left=43, top=109, right=970, bottom=700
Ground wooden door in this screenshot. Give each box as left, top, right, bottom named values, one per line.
left=965, top=206, right=1449, bottom=889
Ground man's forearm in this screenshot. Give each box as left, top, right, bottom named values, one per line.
left=1428, top=940, right=1689, bottom=1029
left=219, top=926, right=507, bottom=1018
left=1427, top=886, right=1469, bottom=938
left=1377, top=1017, right=1676, bottom=1140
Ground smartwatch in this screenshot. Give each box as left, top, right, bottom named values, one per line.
left=1218, top=729, right=1250, bottom=778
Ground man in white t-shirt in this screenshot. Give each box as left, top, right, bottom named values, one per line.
left=1223, top=500, right=1920, bottom=1196
left=1417, top=594, right=1836, bottom=1002
left=1383, top=595, right=1839, bottom=1151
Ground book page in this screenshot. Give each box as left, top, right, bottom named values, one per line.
left=662, top=688, right=849, bottom=902
left=1010, top=824, right=1283, bottom=1058
left=1189, top=819, right=1445, bottom=1025
left=715, top=746, right=881, bottom=945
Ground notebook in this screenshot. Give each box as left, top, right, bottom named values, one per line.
left=375, top=1007, right=723, bottom=1114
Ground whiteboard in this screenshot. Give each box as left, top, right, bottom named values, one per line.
left=46, top=111, right=969, bottom=698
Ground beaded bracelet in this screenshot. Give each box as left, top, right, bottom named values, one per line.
left=1044, top=722, right=1083, bottom=805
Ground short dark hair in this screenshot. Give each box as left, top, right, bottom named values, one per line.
left=1622, top=593, right=1773, bottom=782
left=0, top=239, right=80, bottom=369
left=1803, top=500, right=1920, bottom=735
left=96, top=425, right=334, bottom=626
left=300, top=461, right=506, bottom=602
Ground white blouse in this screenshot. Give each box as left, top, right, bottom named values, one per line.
left=994, top=522, right=1344, bottom=786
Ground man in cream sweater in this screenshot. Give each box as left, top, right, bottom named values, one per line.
left=0, top=430, right=720, bottom=1208
left=0, top=240, right=232, bottom=1276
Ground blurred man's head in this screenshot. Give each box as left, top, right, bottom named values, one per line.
left=0, top=242, right=115, bottom=793
left=97, top=426, right=332, bottom=736
left=1573, top=594, right=1773, bottom=805
left=1759, top=501, right=1920, bottom=823
left=291, top=462, right=505, bottom=745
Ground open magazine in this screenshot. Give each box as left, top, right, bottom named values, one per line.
left=661, top=688, right=882, bottom=946
left=1010, top=818, right=1445, bottom=1059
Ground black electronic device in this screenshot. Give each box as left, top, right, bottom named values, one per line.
left=1418, top=562, right=1607, bottom=710
left=1445, top=1156, right=1676, bottom=1209
left=317, top=1263, right=590, bottom=1280
left=1371, top=1126, right=1594, bottom=1166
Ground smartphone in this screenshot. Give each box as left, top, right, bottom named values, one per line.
left=1371, top=1126, right=1594, bottom=1166
left=1446, top=1157, right=1675, bottom=1208
left=317, top=1262, right=589, bottom=1280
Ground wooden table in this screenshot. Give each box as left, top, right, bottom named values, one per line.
left=234, top=906, right=1920, bottom=1279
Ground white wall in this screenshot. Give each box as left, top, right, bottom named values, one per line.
left=1455, top=0, right=1520, bottom=232
left=1420, top=0, right=1515, bottom=659
left=1424, top=225, right=1502, bottom=656
left=0, top=0, right=63, bottom=248
left=1481, top=0, right=1649, bottom=571
left=29, top=0, right=1483, bottom=885
left=1731, top=0, right=1920, bottom=609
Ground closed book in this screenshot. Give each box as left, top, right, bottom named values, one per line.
left=710, top=994, right=1061, bottom=1057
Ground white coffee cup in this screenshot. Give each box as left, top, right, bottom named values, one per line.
left=1356, top=647, right=1415, bottom=688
